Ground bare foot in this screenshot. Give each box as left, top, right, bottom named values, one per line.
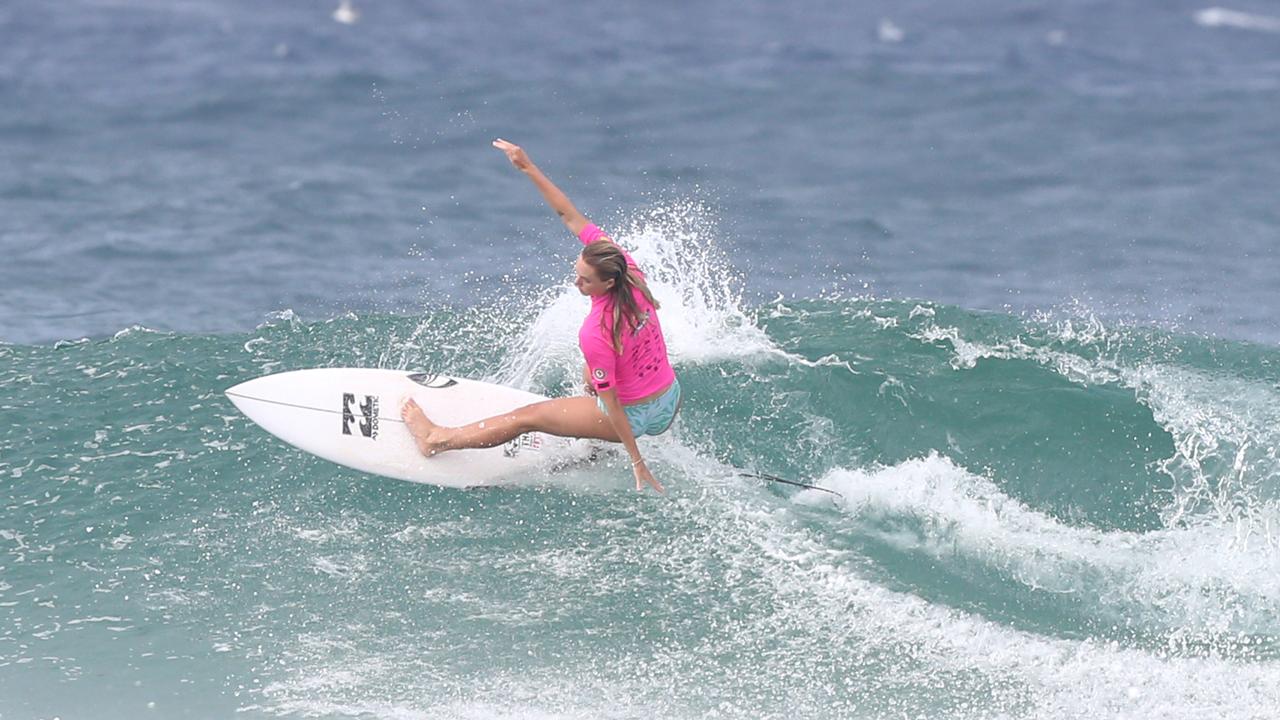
left=400, top=398, right=447, bottom=456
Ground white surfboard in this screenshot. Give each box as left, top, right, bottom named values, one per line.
left=225, top=368, right=596, bottom=488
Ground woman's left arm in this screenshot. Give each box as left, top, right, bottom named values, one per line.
left=597, top=388, right=664, bottom=493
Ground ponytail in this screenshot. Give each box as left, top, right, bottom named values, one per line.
left=581, top=240, right=660, bottom=354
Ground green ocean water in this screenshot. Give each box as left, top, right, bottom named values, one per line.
left=4, top=264, right=1279, bottom=718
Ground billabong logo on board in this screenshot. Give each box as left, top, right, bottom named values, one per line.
left=341, top=393, right=379, bottom=439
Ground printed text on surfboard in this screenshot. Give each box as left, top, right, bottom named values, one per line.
left=341, top=393, right=379, bottom=439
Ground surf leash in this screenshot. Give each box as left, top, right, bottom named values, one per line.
left=738, top=471, right=844, bottom=498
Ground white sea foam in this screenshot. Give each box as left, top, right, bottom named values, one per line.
left=332, top=0, right=360, bottom=25
left=249, top=301, right=1280, bottom=719
left=65, top=616, right=129, bottom=625
left=251, top=452, right=1280, bottom=719
left=1195, top=7, right=1280, bottom=33
left=881, top=312, right=1280, bottom=650
left=910, top=315, right=1280, bottom=529
left=662, top=452, right=1280, bottom=718
left=494, top=202, right=784, bottom=391
left=750, top=516, right=1280, bottom=720
left=611, top=204, right=778, bottom=365
left=110, top=324, right=164, bottom=340
left=311, top=555, right=366, bottom=580
left=878, top=18, right=905, bottom=43
left=490, top=287, right=589, bottom=390
left=816, top=453, right=1280, bottom=640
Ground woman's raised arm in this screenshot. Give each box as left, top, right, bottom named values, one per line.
left=493, top=139, right=589, bottom=237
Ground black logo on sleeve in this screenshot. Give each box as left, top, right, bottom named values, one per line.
left=342, top=393, right=379, bottom=439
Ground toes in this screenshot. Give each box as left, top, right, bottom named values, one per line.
left=400, top=397, right=420, bottom=419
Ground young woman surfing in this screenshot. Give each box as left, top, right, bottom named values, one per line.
left=400, top=139, right=680, bottom=493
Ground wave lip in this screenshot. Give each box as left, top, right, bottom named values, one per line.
left=909, top=309, right=1280, bottom=529
left=493, top=201, right=784, bottom=391
left=817, top=452, right=1280, bottom=649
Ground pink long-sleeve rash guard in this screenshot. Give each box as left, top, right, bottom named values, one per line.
left=578, top=224, right=676, bottom=403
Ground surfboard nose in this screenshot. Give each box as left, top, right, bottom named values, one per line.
left=225, top=375, right=268, bottom=402
left=224, top=373, right=288, bottom=421
left=225, top=378, right=259, bottom=420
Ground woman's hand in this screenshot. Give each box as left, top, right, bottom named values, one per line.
left=492, top=138, right=588, bottom=234
left=632, top=459, right=665, bottom=494
left=492, top=138, right=533, bottom=172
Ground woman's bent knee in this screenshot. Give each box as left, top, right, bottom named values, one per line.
left=515, top=401, right=560, bottom=435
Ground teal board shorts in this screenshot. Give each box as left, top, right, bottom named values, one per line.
left=597, top=377, right=682, bottom=437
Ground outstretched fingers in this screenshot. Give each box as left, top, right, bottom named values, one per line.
left=492, top=138, right=530, bottom=169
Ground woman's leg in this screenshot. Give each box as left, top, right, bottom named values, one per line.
left=401, top=396, right=622, bottom=457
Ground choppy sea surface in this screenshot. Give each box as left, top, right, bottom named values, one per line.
left=3, top=1, right=1279, bottom=718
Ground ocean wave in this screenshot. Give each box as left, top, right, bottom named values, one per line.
left=7, top=291, right=1280, bottom=719
left=814, top=453, right=1280, bottom=650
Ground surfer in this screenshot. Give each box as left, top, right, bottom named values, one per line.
left=400, top=139, right=680, bottom=493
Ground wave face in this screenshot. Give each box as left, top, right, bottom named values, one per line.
left=4, top=211, right=1279, bottom=718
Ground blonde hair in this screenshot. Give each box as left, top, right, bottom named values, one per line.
left=581, top=240, right=660, bottom=354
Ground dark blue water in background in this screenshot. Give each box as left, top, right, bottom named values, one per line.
left=3, top=0, right=1277, bottom=345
